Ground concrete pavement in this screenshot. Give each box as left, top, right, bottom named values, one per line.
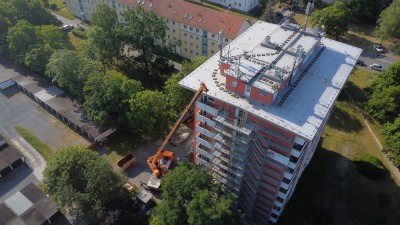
left=52, top=13, right=88, bottom=29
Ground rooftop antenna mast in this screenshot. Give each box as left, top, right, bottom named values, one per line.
left=218, top=30, right=224, bottom=60
left=303, top=1, right=314, bottom=29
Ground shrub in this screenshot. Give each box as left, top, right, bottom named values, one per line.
left=394, top=43, right=400, bottom=55
left=48, top=3, right=57, bottom=10
left=353, top=154, right=386, bottom=180
left=72, top=27, right=86, bottom=39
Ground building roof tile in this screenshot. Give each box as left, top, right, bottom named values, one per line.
left=116, top=0, right=248, bottom=39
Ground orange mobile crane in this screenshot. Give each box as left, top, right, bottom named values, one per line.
left=147, top=82, right=208, bottom=177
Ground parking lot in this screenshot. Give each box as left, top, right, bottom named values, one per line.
left=0, top=86, right=89, bottom=151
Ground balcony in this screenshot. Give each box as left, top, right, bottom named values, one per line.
left=283, top=171, right=293, bottom=180
left=196, top=134, right=213, bottom=149
left=196, top=125, right=214, bottom=138
left=196, top=112, right=216, bottom=126
left=197, top=100, right=220, bottom=116
left=214, top=114, right=253, bottom=135
left=291, top=147, right=302, bottom=158
left=277, top=190, right=287, bottom=199
left=196, top=154, right=211, bottom=168
left=196, top=144, right=213, bottom=159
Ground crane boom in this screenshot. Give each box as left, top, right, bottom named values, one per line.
left=147, top=82, right=207, bottom=176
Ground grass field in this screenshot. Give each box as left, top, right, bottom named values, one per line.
left=197, top=1, right=258, bottom=21
left=48, top=0, right=66, bottom=10
left=277, top=69, right=400, bottom=225
left=65, top=32, right=83, bottom=51
left=56, top=7, right=76, bottom=20
left=104, top=131, right=145, bottom=165
left=14, top=126, right=54, bottom=161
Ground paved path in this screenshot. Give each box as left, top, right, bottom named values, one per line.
left=52, top=13, right=88, bottom=29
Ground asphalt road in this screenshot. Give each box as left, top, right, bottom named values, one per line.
left=358, top=48, right=398, bottom=72
left=53, top=13, right=88, bottom=29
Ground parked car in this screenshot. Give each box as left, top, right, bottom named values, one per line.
left=373, top=45, right=384, bottom=53
left=356, top=59, right=366, bottom=66
left=61, top=24, right=73, bottom=31
left=370, top=63, right=384, bottom=71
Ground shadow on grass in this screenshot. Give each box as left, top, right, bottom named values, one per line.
left=277, top=140, right=400, bottom=225
left=327, top=105, right=363, bottom=133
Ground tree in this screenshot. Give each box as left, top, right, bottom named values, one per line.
left=43, top=146, right=130, bottom=224
left=164, top=73, right=193, bottom=112
left=187, top=189, right=244, bottom=225
left=375, top=0, right=400, bottom=39
left=82, top=26, right=124, bottom=67
left=91, top=4, right=118, bottom=31
left=382, top=117, right=400, bottom=167
left=367, top=85, right=400, bottom=123
left=24, top=44, right=53, bottom=73
left=367, top=62, right=400, bottom=123
left=260, top=2, right=274, bottom=23
left=150, top=162, right=244, bottom=225
left=46, top=50, right=101, bottom=100
left=339, top=0, right=391, bottom=23
left=11, top=0, right=56, bottom=25
left=122, top=7, right=168, bottom=73
left=35, top=25, right=64, bottom=49
left=182, top=56, right=208, bottom=75
left=6, top=20, right=38, bottom=62
left=310, top=1, right=352, bottom=39
left=128, top=90, right=169, bottom=136
left=83, top=70, right=143, bottom=128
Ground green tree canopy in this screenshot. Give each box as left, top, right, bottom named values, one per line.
left=382, top=117, right=400, bottom=167
left=182, top=56, right=208, bottom=75
left=6, top=20, right=38, bottom=62
left=46, top=50, right=101, bottom=100
left=24, top=44, right=53, bottom=73
left=43, top=146, right=129, bottom=224
left=150, top=162, right=245, bottom=225
left=367, top=62, right=400, bottom=123
left=122, top=6, right=168, bottom=72
left=260, top=2, right=274, bottom=22
left=376, top=0, right=400, bottom=39
left=82, top=26, right=124, bottom=67
left=83, top=70, right=143, bottom=128
left=310, top=1, right=352, bottom=39
left=10, top=0, right=56, bottom=25
left=164, top=73, right=193, bottom=113
left=340, top=0, right=391, bottom=23
left=128, top=90, right=169, bottom=136
left=91, top=3, right=118, bottom=31
left=35, top=25, right=64, bottom=49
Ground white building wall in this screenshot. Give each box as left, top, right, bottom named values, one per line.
left=205, top=0, right=259, bottom=12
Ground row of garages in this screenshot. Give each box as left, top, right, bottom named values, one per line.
left=0, top=134, right=24, bottom=178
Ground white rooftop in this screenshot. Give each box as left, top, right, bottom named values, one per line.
left=179, top=21, right=362, bottom=141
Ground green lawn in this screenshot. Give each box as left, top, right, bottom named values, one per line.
left=48, top=0, right=66, bottom=10
left=56, top=7, right=76, bottom=20
left=104, top=131, right=146, bottom=166
left=14, top=126, right=54, bottom=161
left=64, top=32, right=83, bottom=51
left=277, top=69, right=400, bottom=225
left=198, top=1, right=258, bottom=21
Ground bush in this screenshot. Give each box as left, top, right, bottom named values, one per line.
left=72, top=27, right=86, bottom=39
left=48, top=3, right=57, bottom=10
left=353, top=154, right=386, bottom=180
left=394, top=43, right=400, bottom=55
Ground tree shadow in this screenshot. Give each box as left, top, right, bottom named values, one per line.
left=327, top=105, right=363, bottom=132
left=277, top=140, right=400, bottom=225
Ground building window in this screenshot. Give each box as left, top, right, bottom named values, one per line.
left=172, top=29, right=175, bottom=33
left=173, top=37, right=176, bottom=40
left=190, top=50, right=193, bottom=53
left=203, top=50, right=207, bottom=54
left=184, top=25, right=187, bottom=29
left=231, top=81, right=238, bottom=87
left=196, top=37, right=199, bottom=40
left=196, top=52, right=199, bottom=56
left=190, top=35, right=193, bottom=39
left=184, top=41, right=187, bottom=44
left=167, top=35, right=170, bottom=38
left=206, top=96, right=215, bottom=102
left=204, top=34, right=207, bottom=38
left=184, top=33, right=187, bottom=37
left=211, top=42, right=214, bottom=46
left=172, top=21, right=175, bottom=25
left=166, top=19, right=169, bottom=23
left=184, top=48, right=187, bottom=52
left=190, top=27, right=193, bottom=31
left=212, top=34, right=215, bottom=38
left=271, top=213, right=279, bottom=219
left=196, top=28, right=199, bottom=33
left=239, top=3, right=241, bottom=7
left=196, top=45, right=199, bottom=49
left=277, top=196, right=284, bottom=203
left=190, top=43, right=193, bottom=46
left=259, top=90, right=266, bottom=95
left=225, top=38, right=229, bottom=43
left=211, top=50, right=214, bottom=54
left=204, top=43, right=207, bottom=47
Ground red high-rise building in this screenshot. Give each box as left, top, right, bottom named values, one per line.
left=179, top=21, right=361, bottom=224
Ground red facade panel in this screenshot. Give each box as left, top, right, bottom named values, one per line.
left=249, top=86, right=274, bottom=104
